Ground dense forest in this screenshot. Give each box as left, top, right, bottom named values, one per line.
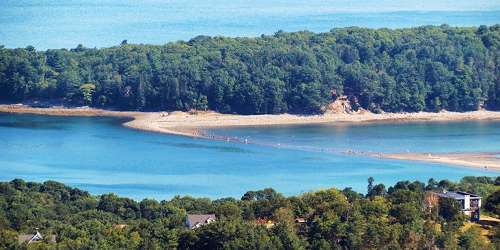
left=0, top=176, right=498, bottom=249
left=1, top=25, right=499, bottom=114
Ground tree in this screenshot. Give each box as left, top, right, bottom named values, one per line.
left=439, top=198, right=463, bottom=223
left=57, top=69, right=80, bottom=102
left=272, top=208, right=306, bottom=250
left=0, top=229, right=17, bottom=249
left=0, top=177, right=497, bottom=249
left=0, top=26, right=497, bottom=114
left=484, top=190, right=500, bottom=215
left=367, top=177, right=374, bottom=194
left=215, top=202, right=241, bottom=220
left=426, top=178, right=438, bottom=190
left=79, top=83, right=96, bottom=105
left=367, top=178, right=386, bottom=198
left=458, top=227, right=491, bottom=250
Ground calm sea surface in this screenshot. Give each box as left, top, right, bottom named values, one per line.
left=1, top=0, right=499, bottom=49
left=0, top=113, right=498, bottom=200
left=1, top=1, right=499, bottom=199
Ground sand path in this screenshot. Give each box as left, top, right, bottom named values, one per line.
left=1, top=104, right=500, bottom=171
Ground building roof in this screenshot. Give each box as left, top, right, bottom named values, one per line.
left=113, top=224, right=128, bottom=229
left=433, top=191, right=481, bottom=200
left=18, top=231, right=56, bottom=244
left=186, top=214, right=216, bottom=229
left=254, top=218, right=275, bottom=225
left=295, top=218, right=307, bottom=223
left=18, top=235, right=35, bottom=244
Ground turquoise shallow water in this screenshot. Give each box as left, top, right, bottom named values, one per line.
left=209, top=121, right=500, bottom=154
left=0, top=113, right=497, bottom=200
left=1, top=0, right=499, bottom=49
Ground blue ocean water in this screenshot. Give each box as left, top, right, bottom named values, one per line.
left=0, top=113, right=497, bottom=200
left=0, top=0, right=499, bottom=49
left=1, top=1, right=499, bottom=199
left=209, top=121, right=500, bottom=154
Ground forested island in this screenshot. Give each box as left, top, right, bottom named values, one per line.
left=1, top=25, right=499, bottom=114
left=0, top=177, right=498, bottom=249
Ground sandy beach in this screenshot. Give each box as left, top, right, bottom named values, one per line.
left=2, top=104, right=500, bottom=136
left=381, top=152, right=500, bottom=171
left=1, top=104, right=500, bottom=170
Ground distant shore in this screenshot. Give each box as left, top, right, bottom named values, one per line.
left=380, top=152, right=500, bottom=171
left=1, top=104, right=500, bottom=171
left=2, top=104, right=500, bottom=136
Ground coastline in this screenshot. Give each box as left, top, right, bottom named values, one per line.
left=1, top=104, right=500, bottom=171
left=380, top=152, right=500, bottom=171
left=2, top=104, right=500, bottom=136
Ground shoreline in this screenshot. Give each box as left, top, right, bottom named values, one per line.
left=1, top=104, right=500, bottom=171
left=2, top=104, right=500, bottom=136
left=380, top=152, right=500, bottom=171
left=0, top=105, right=201, bottom=138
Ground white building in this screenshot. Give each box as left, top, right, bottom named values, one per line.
left=434, top=191, right=481, bottom=221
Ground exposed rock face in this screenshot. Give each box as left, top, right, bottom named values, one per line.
left=325, top=96, right=352, bottom=114
left=325, top=96, right=367, bottom=114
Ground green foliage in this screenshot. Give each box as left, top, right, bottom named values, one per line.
left=79, top=83, right=96, bottom=105
left=1, top=25, right=500, bottom=113
left=0, top=176, right=498, bottom=249
left=439, top=198, right=464, bottom=222
left=0, top=229, right=17, bottom=249
left=458, top=227, right=492, bottom=250
left=484, top=190, right=500, bottom=215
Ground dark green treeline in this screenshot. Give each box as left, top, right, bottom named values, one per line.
left=1, top=25, right=499, bottom=114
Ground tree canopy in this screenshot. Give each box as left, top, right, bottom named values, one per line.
left=1, top=25, right=499, bottom=114
left=0, top=176, right=498, bottom=249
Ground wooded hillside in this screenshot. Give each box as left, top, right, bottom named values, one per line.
left=1, top=25, right=499, bottom=114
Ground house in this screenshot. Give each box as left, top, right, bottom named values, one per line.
left=186, top=214, right=216, bottom=229
left=254, top=218, right=275, bottom=229
left=113, top=224, right=128, bottom=230
left=294, top=217, right=308, bottom=233
left=295, top=218, right=307, bottom=224
left=18, top=230, right=56, bottom=244
left=432, top=191, right=482, bottom=221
